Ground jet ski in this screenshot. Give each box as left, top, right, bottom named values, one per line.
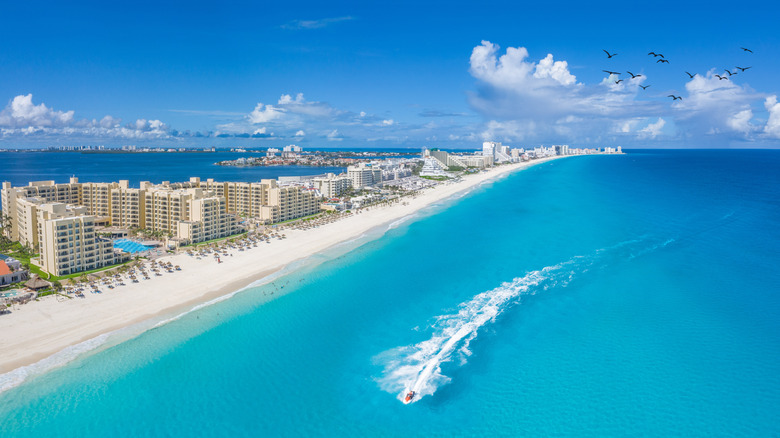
left=403, top=391, right=415, bottom=404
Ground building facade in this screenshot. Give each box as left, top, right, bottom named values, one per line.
left=312, top=173, right=353, bottom=198
left=347, top=163, right=383, bottom=188
left=36, top=203, right=128, bottom=276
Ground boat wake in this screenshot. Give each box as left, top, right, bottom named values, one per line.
left=376, top=237, right=675, bottom=404
left=376, top=256, right=587, bottom=404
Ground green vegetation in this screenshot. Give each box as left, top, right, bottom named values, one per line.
left=274, top=212, right=323, bottom=225
left=446, top=166, right=464, bottom=172
left=0, top=241, right=48, bottom=279
left=181, top=231, right=248, bottom=248
left=53, top=261, right=135, bottom=281
left=420, top=175, right=450, bottom=181
left=0, top=238, right=137, bottom=282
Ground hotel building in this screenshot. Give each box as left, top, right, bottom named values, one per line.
left=312, top=173, right=353, bottom=198
left=36, top=203, right=129, bottom=276
left=347, top=163, right=383, bottom=189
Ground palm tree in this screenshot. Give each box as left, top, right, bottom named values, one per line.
left=0, top=212, right=12, bottom=243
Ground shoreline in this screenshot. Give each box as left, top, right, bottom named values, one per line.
left=0, top=156, right=567, bottom=389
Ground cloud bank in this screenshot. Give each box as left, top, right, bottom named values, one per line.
left=467, top=41, right=779, bottom=146
left=0, top=94, right=170, bottom=140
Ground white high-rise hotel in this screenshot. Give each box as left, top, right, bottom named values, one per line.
left=482, top=141, right=512, bottom=163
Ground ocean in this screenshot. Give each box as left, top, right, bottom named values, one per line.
left=1, top=150, right=779, bottom=436
left=0, top=150, right=347, bottom=188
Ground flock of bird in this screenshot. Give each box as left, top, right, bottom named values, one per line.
left=601, top=47, right=754, bottom=101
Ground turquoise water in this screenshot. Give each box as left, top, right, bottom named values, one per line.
left=113, top=238, right=153, bottom=253
left=1, top=150, right=779, bottom=436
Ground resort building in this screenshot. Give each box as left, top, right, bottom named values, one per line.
left=312, top=173, right=353, bottom=198
left=424, top=148, right=493, bottom=170
left=110, top=183, right=145, bottom=229
left=257, top=180, right=320, bottom=224
left=281, top=144, right=303, bottom=159
left=178, top=195, right=239, bottom=244
left=553, top=145, right=570, bottom=156
left=420, top=157, right=448, bottom=177
left=143, top=188, right=195, bottom=236
left=1, top=178, right=81, bottom=241
left=482, top=141, right=512, bottom=164
left=35, top=203, right=128, bottom=276
left=15, top=197, right=45, bottom=248
left=347, top=163, right=383, bottom=188
left=3, top=174, right=321, bottom=261
left=0, top=255, right=27, bottom=286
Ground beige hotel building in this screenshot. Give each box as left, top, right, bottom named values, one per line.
left=2, top=176, right=322, bottom=275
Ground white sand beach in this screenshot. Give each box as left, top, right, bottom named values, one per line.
left=0, top=157, right=563, bottom=378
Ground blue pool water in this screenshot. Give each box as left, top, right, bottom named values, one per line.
left=0, top=290, right=22, bottom=298
left=1, top=150, right=779, bottom=436
left=112, top=239, right=152, bottom=253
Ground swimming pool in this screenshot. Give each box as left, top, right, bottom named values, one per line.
left=113, top=239, right=153, bottom=253
left=1, top=290, right=23, bottom=298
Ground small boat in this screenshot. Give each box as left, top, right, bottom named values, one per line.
left=403, top=391, right=415, bottom=404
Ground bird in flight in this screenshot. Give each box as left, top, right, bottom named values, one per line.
left=602, top=70, right=620, bottom=75
left=657, top=59, right=670, bottom=64
left=736, top=66, right=752, bottom=72
left=648, top=52, right=664, bottom=58
left=615, top=79, right=624, bottom=84
left=603, top=50, right=618, bottom=58
left=640, top=85, right=651, bottom=90
left=668, top=95, right=682, bottom=100
left=714, top=74, right=728, bottom=80
left=685, top=71, right=695, bottom=78
left=725, top=69, right=738, bottom=76
left=741, top=47, right=753, bottom=53
left=627, top=71, right=642, bottom=79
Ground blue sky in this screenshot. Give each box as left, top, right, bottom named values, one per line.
left=1, top=0, right=778, bottom=148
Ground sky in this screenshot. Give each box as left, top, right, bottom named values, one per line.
left=1, top=0, right=779, bottom=149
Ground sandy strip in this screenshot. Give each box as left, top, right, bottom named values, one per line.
left=0, top=156, right=564, bottom=379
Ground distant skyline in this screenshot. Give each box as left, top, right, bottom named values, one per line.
left=1, top=0, right=779, bottom=149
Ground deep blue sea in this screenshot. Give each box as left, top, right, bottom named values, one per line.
left=1, top=150, right=779, bottom=436
left=0, top=151, right=346, bottom=188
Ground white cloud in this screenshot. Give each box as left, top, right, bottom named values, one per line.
left=281, top=16, right=354, bottom=30
left=763, top=95, right=780, bottom=139
left=326, top=129, right=343, bottom=141
left=294, top=130, right=305, bottom=136
left=0, top=94, right=74, bottom=128
left=0, top=94, right=171, bottom=140
left=533, top=53, right=577, bottom=86
left=467, top=41, right=776, bottom=145
left=674, top=71, right=762, bottom=138
left=253, top=127, right=267, bottom=135
left=638, top=118, right=666, bottom=139
left=468, top=41, right=658, bottom=135
left=480, top=120, right=536, bottom=142
left=99, top=115, right=121, bottom=129
left=247, top=102, right=283, bottom=124
left=728, top=110, right=754, bottom=134
left=278, top=93, right=304, bottom=105
left=382, top=119, right=394, bottom=126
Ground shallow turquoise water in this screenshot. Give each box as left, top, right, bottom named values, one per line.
left=1, top=150, right=779, bottom=436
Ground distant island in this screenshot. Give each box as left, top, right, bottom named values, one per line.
left=215, top=145, right=414, bottom=167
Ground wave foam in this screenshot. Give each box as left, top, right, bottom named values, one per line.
left=0, top=332, right=114, bottom=393
left=376, top=258, right=583, bottom=403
